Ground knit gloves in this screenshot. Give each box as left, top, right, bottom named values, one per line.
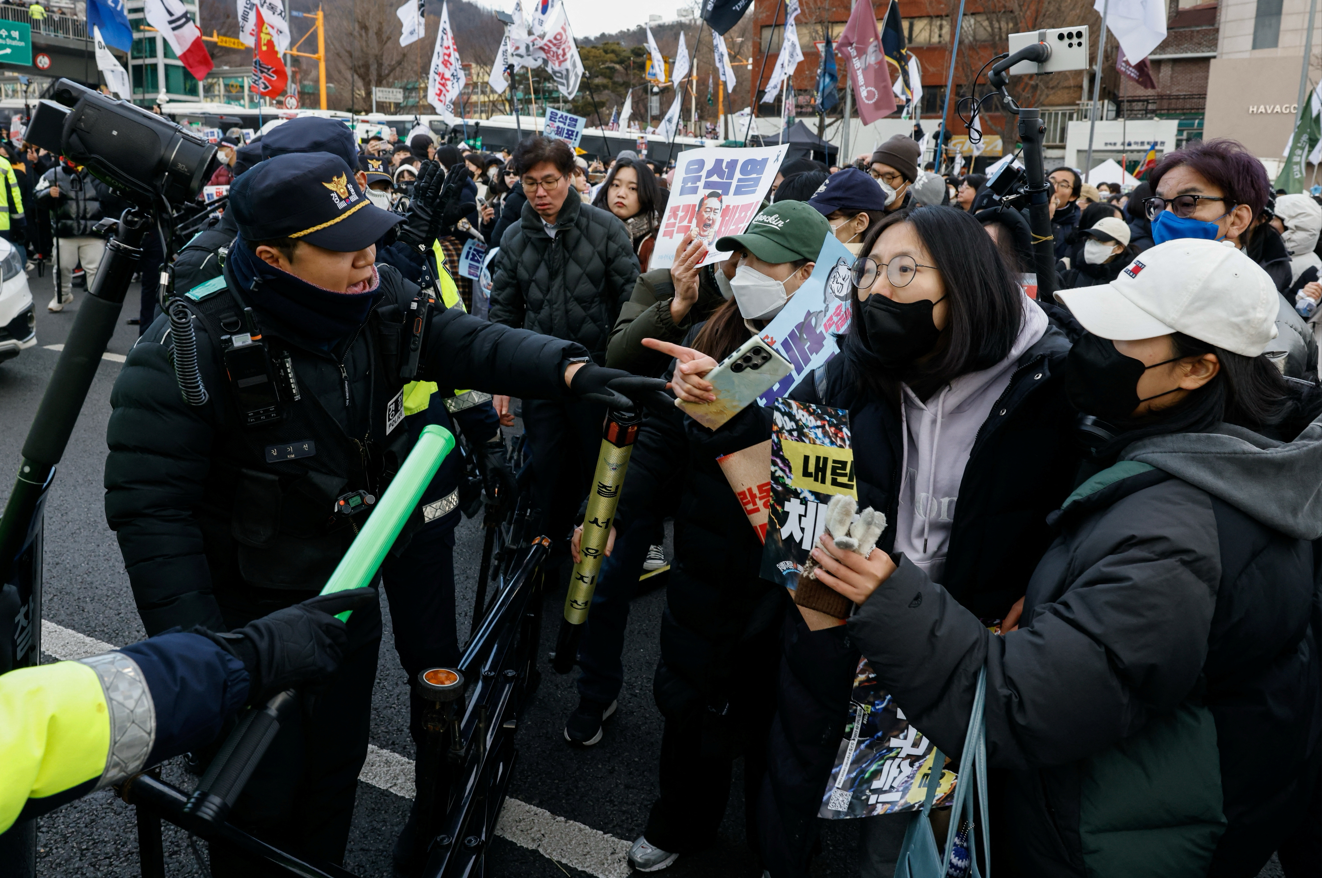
left=793, top=495, right=885, bottom=619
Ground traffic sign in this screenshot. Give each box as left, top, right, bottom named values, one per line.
left=215, top=34, right=245, bottom=50
left=0, top=22, right=32, bottom=68
left=34, top=52, right=50, bottom=71
left=373, top=87, right=404, bottom=104
left=283, top=94, right=299, bottom=110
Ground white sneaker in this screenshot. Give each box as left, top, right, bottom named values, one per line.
left=628, top=836, right=678, bottom=872
left=642, top=544, right=666, bottom=572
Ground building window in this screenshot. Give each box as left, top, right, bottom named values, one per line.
left=165, top=65, right=199, bottom=97
left=1041, top=108, right=1077, bottom=145
left=921, top=86, right=946, bottom=115
left=132, top=64, right=158, bottom=95
left=1253, top=0, right=1283, bottom=49
left=908, top=16, right=949, bottom=46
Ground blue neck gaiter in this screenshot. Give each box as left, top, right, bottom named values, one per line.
left=1150, top=209, right=1225, bottom=246
left=229, top=238, right=383, bottom=342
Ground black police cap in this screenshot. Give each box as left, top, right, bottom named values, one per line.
left=261, top=117, right=358, bottom=169
left=231, top=152, right=401, bottom=252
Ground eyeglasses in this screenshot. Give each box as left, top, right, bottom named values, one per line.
left=521, top=174, right=564, bottom=192
left=869, top=168, right=904, bottom=186
left=1049, top=178, right=1074, bottom=190
left=1143, top=194, right=1231, bottom=221
left=850, top=254, right=937, bottom=289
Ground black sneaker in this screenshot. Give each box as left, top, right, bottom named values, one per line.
left=564, top=697, right=617, bottom=747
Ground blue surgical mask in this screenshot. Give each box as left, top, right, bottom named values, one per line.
left=1151, top=209, right=1226, bottom=245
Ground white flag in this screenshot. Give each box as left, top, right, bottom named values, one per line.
left=672, top=32, right=690, bottom=87
left=490, top=31, right=511, bottom=93
left=645, top=26, right=666, bottom=82
left=93, top=26, right=131, bottom=100
left=908, top=55, right=923, bottom=109
left=508, top=0, right=545, bottom=70
left=1094, top=0, right=1166, bottom=64
left=237, top=0, right=290, bottom=51
left=427, top=2, right=465, bottom=121
left=397, top=0, right=423, bottom=47
left=970, top=111, right=985, bottom=156
left=657, top=89, right=683, bottom=141
left=144, top=0, right=213, bottom=80
left=536, top=5, right=583, bottom=98
left=713, top=30, right=737, bottom=94
left=762, top=17, right=803, bottom=106
left=526, top=0, right=558, bottom=36
left=618, top=88, right=633, bottom=130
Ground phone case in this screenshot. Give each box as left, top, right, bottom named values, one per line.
left=676, top=335, right=793, bottom=430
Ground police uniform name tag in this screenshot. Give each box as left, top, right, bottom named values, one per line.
left=386, top=389, right=405, bottom=435
left=266, top=440, right=316, bottom=462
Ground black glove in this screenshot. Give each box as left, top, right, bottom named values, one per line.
left=197, top=588, right=377, bottom=705
left=395, top=161, right=445, bottom=249
left=568, top=364, right=671, bottom=413
left=436, top=162, right=476, bottom=236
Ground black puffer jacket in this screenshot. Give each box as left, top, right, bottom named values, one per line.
left=613, top=323, right=785, bottom=719
left=737, top=321, right=1081, bottom=876
left=106, top=262, right=584, bottom=635
left=1051, top=200, right=1081, bottom=259
left=173, top=208, right=237, bottom=294
left=605, top=264, right=727, bottom=375
left=847, top=413, right=1322, bottom=876
left=488, top=192, right=640, bottom=360
left=35, top=165, right=127, bottom=237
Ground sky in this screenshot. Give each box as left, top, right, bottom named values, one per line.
left=484, top=0, right=692, bottom=40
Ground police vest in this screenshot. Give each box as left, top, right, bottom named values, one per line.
left=176, top=265, right=423, bottom=596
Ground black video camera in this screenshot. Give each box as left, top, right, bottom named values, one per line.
left=24, top=79, right=217, bottom=206
left=985, top=159, right=1028, bottom=210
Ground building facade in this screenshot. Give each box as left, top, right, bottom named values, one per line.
left=126, top=0, right=202, bottom=104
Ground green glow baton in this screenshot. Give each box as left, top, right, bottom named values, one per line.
left=319, top=424, right=455, bottom=618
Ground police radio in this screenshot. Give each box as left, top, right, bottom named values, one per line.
left=221, top=305, right=284, bottom=427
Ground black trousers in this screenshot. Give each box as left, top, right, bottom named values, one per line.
left=521, top=396, right=605, bottom=546
left=643, top=626, right=780, bottom=859
left=208, top=591, right=382, bottom=876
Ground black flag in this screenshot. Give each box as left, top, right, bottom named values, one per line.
left=702, top=0, right=753, bottom=35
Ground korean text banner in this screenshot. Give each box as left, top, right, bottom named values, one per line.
left=651, top=144, right=789, bottom=271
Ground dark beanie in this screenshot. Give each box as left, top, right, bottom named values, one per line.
left=870, top=135, right=922, bottom=183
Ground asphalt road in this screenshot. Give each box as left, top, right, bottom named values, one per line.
left=1, top=269, right=1286, bottom=878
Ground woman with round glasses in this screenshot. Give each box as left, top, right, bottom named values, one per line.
left=666, top=205, right=1081, bottom=876
left=1145, top=138, right=1316, bottom=379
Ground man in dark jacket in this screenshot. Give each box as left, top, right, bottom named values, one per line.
left=1049, top=166, right=1082, bottom=258
left=35, top=159, right=127, bottom=311
left=104, top=152, right=632, bottom=876
left=489, top=135, right=640, bottom=545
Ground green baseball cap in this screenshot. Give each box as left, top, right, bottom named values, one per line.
left=716, top=200, right=831, bottom=264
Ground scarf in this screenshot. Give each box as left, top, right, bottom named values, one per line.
left=625, top=210, right=658, bottom=248
left=229, top=237, right=383, bottom=342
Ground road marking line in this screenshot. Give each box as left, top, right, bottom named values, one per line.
left=42, top=343, right=127, bottom=363
left=40, top=620, right=632, bottom=878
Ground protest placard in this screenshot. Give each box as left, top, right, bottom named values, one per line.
left=651, top=144, right=788, bottom=270
left=544, top=108, right=586, bottom=148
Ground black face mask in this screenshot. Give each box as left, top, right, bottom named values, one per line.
left=1064, top=332, right=1183, bottom=422
left=858, top=294, right=946, bottom=368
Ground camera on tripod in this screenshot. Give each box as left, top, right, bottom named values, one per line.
left=23, top=79, right=217, bottom=207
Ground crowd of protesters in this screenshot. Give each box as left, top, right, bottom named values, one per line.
left=19, top=112, right=1319, bottom=877
left=473, top=130, right=1322, bottom=877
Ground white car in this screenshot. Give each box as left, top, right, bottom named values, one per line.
left=0, top=237, right=35, bottom=362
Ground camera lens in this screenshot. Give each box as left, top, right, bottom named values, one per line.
left=732, top=362, right=745, bottom=373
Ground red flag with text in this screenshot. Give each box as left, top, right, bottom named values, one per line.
left=1116, top=47, right=1156, bottom=90
left=250, top=10, right=287, bottom=98
left=835, top=0, right=896, bottom=125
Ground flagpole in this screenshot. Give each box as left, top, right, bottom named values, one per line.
left=1084, top=0, right=1110, bottom=177
left=667, top=20, right=707, bottom=164
left=745, top=0, right=786, bottom=145
left=839, top=0, right=854, bottom=162
left=934, top=0, right=967, bottom=173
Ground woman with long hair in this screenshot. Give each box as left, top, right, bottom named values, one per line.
left=666, top=205, right=1081, bottom=876
left=593, top=156, right=662, bottom=271
left=814, top=238, right=1322, bottom=876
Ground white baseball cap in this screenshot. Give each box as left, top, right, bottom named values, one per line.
left=1055, top=238, right=1279, bottom=357
left=1081, top=216, right=1131, bottom=248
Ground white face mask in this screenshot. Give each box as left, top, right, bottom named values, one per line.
left=730, top=263, right=796, bottom=320
left=878, top=178, right=900, bottom=207
left=1281, top=224, right=1312, bottom=257
left=365, top=188, right=394, bottom=210
left=1083, top=239, right=1118, bottom=265
left=714, top=267, right=735, bottom=300
left=830, top=219, right=861, bottom=244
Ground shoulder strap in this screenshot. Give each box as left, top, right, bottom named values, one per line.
left=813, top=364, right=828, bottom=403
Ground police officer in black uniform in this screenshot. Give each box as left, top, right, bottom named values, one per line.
left=104, top=151, right=633, bottom=875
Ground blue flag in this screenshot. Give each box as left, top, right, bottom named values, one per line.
left=88, top=0, right=133, bottom=52
left=816, top=36, right=839, bottom=114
